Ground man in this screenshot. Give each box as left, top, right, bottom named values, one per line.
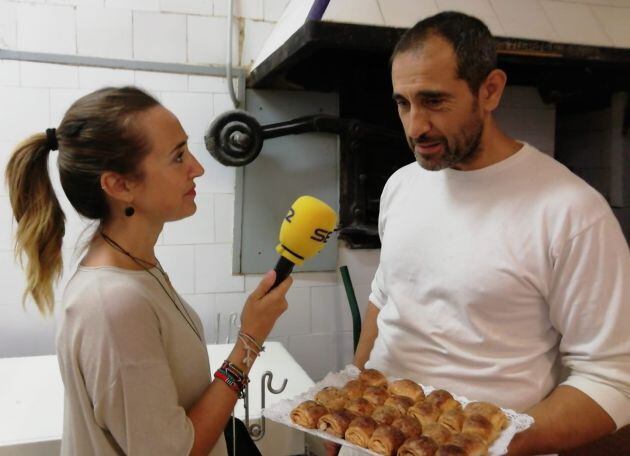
left=335, top=11, right=630, bottom=456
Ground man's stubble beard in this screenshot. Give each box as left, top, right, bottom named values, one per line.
left=411, top=106, right=485, bottom=172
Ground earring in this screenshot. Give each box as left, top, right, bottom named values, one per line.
left=124, top=206, right=135, bottom=217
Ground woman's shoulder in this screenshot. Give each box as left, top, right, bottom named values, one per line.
left=62, top=266, right=158, bottom=323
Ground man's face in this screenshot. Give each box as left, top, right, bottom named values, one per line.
left=392, top=35, right=485, bottom=171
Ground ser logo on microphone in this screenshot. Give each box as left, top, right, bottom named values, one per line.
left=310, top=228, right=332, bottom=243
left=285, top=207, right=295, bottom=223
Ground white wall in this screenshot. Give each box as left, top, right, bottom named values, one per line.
left=0, top=0, right=559, bottom=383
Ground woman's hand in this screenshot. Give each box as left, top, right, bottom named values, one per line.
left=240, top=270, right=291, bottom=344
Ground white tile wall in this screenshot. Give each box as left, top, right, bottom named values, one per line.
left=162, top=194, right=215, bottom=244
left=0, top=196, right=14, bottom=251
left=241, top=19, right=275, bottom=66
left=78, top=67, right=135, bottom=89
left=0, top=61, right=19, bottom=87
left=214, top=193, right=235, bottom=243
left=160, top=91, right=214, bottom=142
left=189, top=75, right=233, bottom=93
left=194, top=243, right=245, bottom=292
left=213, top=92, right=235, bottom=116
left=106, top=0, right=159, bottom=11
left=214, top=0, right=264, bottom=19
left=489, top=0, right=557, bottom=42
left=264, top=0, right=290, bottom=22
left=182, top=292, right=216, bottom=340
left=134, top=70, right=189, bottom=92
left=0, top=250, right=28, bottom=305
left=435, top=0, right=504, bottom=36
left=191, top=143, right=237, bottom=193
left=160, top=0, right=213, bottom=16
left=269, top=286, right=311, bottom=337
left=77, top=6, right=133, bottom=59
left=541, top=0, right=611, bottom=46
left=0, top=87, right=50, bottom=143
left=0, top=1, right=18, bottom=49
left=133, top=11, right=187, bottom=63
left=16, top=3, right=77, bottom=54
left=155, top=244, right=196, bottom=293
left=20, top=62, right=79, bottom=89
left=52, top=0, right=105, bottom=6
left=322, top=0, right=384, bottom=25
left=0, top=304, right=57, bottom=357
left=50, top=88, right=91, bottom=127
left=374, top=0, right=407, bottom=28
left=593, top=5, right=630, bottom=47
left=187, top=15, right=239, bottom=65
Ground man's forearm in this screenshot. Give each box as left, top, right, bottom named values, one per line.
left=353, top=302, right=380, bottom=369
left=508, top=385, right=616, bottom=455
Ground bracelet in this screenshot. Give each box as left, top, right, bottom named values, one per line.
left=238, top=331, right=264, bottom=353
left=238, top=331, right=264, bottom=367
left=215, top=360, right=249, bottom=399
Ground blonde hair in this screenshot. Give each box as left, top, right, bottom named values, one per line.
left=5, top=134, right=65, bottom=315
left=5, top=86, right=159, bottom=315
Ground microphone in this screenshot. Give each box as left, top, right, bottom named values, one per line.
left=272, top=196, right=338, bottom=289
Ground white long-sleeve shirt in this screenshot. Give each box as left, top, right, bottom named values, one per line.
left=366, top=143, right=630, bottom=427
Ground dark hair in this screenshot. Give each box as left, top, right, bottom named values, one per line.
left=391, top=11, right=497, bottom=94
left=5, top=86, right=160, bottom=314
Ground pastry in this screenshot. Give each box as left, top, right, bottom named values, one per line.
left=315, top=386, right=347, bottom=411
left=462, top=414, right=496, bottom=443
left=346, top=397, right=375, bottom=417
left=345, top=416, right=378, bottom=448
left=438, top=408, right=465, bottom=433
left=397, top=435, right=439, bottom=456
left=408, top=401, right=441, bottom=427
left=436, top=445, right=468, bottom=456
left=360, top=368, right=389, bottom=388
left=422, top=423, right=453, bottom=445
left=385, top=395, right=415, bottom=415
left=317, top=410, right=355, bottom=438
left=343, top=379, right=368, bottom=400
left=463, top=402, right=507, bottom=432
left=388, top=379, right=425, bottom=403
left=426, top=390, right=462, bottom=413
left=391, top=415, right=422, bottom=439
left=368, top=425, right=406, bottom=456
left=440, top=432, right=488, bottom=456
left=290, top=400, right=328, bottom=429
left=364, top=386, right=390, bottom=406
left=372, top=405, right=402, bottom=425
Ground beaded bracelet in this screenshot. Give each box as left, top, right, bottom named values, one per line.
left=214, top=360, right=249, bottom=398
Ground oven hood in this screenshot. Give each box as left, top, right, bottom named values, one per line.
left=249, top=0, right=630, bottom=93
left=249, top=20, right=630, bottom=94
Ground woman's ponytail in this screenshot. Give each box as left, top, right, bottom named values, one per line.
left=5, top=133, right=65, bottom=315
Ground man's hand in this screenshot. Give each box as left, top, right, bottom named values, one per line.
left=324, top=441, right=340, bottom=456
left=353, top=302, right=380, bottom=369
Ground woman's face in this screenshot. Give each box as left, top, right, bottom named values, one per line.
left=129, top=105, right=204, bottom=224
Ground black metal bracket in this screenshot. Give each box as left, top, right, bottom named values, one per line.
left=204, top=110, right=402, bottom=167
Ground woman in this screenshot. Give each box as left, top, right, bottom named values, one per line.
left=5, top=86, right=291, bottom=455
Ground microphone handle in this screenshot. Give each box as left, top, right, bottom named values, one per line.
left=272, top=256, right=295, bottom=289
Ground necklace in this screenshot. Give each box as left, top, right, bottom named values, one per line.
left=99, top=231, right=203, bottom=342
